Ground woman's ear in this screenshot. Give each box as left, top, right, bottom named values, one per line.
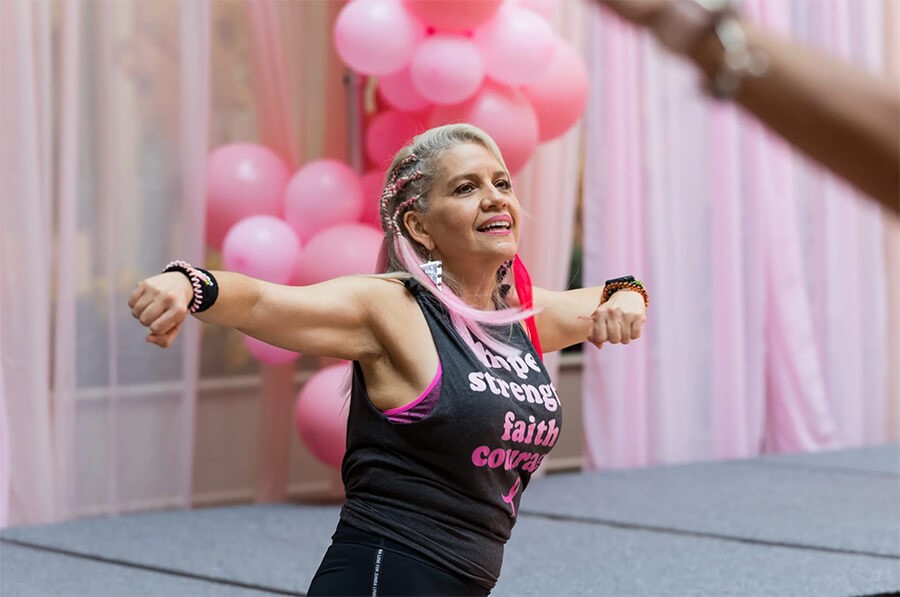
left=403, top=211, right=433, bottom=251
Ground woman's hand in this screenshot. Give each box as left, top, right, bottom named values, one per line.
left=128, top=272, right=194, bottom=348
left=586, top=290, right=647, bottom=349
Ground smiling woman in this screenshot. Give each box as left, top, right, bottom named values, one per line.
left=127, top=123, right=648, bottom=595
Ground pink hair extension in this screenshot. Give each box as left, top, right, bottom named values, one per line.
left=393, top=233, right=535, bottom=357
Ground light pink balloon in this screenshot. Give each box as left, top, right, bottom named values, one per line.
left=410, top=35, right=484, bottom=105
left=404, top=0, right=502, bottom=32
left=522, top=39, right=589, bottom=142
left=206, top=144, right=290, bottom=251
left=295, top=223, right=384, bottom=286
left=283, top=160, right=364, bottom=242
left=429, top=83, right=539, bottom=174
left=475, top=5, right=556, bottom=86
left=243, top=335, right=300, bottom=365
left=334, top=0, right=422, bottom=75
left=359, top=169, right=386, bottom=228
left=365, top=110, right=422, bottom=168
left=222, top=215, right=301, bottom=284
left=295, top=364, right=350, bottom=469
left=378, top=67, right=431, bottom=112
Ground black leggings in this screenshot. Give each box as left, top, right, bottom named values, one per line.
left=307, top=521, right=488, bottom=596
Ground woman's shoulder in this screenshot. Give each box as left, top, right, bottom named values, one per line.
left=348, top=274, right=419, bottom=316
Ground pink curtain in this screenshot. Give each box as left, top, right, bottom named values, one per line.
left=582, top=0, right=895, bottom=469
left=242, top=0, right=349, bottom=502
left=0, top=0, right=58, bottom=525
left=886, top=0, right=900, bottom=440
left=0, top=0, right=210, bottom=526
left=516, top=0, right=589, bottom=383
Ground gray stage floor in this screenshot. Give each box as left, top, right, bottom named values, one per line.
left=2, top=445, right=898, bottom=596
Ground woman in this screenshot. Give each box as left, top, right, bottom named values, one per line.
left=129, top=124, right=648, bottom=595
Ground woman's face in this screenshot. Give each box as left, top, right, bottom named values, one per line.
left=413, top=142, right=520, bottom=270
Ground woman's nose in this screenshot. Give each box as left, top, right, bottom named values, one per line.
left=482, top=185, right=509, bottom=209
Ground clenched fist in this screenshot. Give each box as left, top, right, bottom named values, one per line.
left=128, top=272, right=194, bottom=347
left=585, top=290, right=647, bottom=349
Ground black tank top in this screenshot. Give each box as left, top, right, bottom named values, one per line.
left=340, top=278, right=563, bottom=590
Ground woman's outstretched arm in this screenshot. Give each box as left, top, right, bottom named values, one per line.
left=128, top=270, right=390, bottom=362
left=599, top=0, right=900, bottom=214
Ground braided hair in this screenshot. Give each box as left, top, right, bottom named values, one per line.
left=374, top=124, right=532, bottom=357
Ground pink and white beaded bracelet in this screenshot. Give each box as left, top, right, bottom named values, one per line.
left=163, top=260, right=218, bottom=313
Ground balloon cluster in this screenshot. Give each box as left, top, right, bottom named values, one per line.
left=335, top=0, right=589, bottom=176
left=205, top=145, right=384, bottom=365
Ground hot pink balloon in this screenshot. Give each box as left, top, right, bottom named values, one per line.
left=378, top=67, right=431, bottom=112
left=222, top=215, right=301, bottom=284
left=429, top=83, right=539, bottom=174
left=283, top=160, right=364, bottom=242
left=404, top=0, right=502, bottom=32
left=334, top=0, right=422, bottom=75
left=295, top=364, right=350, bottom=468
left=243, top=335, right=300, bottom=365
left=295, top=223, right=384, bottom=286
left=366, top=110, right=423, bottom=168
left=475, top=5, right=556, bottom=86
left=522, top=39, right=589, bottom=142
left=410, top=35, right=484, bottom=105
left=359, top=169, right=386, bottom=228
left=206, top=144, right=290, bottom=251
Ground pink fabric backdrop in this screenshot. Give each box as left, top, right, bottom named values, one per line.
left=0, top=0, right=210, bottom=526
left=515, top=0, right=589, bottom=383
left=582, top=0, right=896, bottom=469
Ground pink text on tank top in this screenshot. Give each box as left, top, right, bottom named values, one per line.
left=383, top=362, right=443, bottom=424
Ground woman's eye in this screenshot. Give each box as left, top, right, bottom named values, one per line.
left=455, top=183, right=476, bottom=194
left=495, top=179, right=511, bottom=190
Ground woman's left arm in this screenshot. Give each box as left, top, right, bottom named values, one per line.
left=532, top=286, right=647, bottom=353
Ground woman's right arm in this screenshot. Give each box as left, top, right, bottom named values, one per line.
left=128, top=270, right=389, bottom=362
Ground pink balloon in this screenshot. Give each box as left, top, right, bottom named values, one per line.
left=475, top=5, right=556, bottom=86
left=295, top=223, right=384, bottom=286
left=206, top=144, right=290, bottom=251
left=365, top=110, right=422, bottom=168
left=429, top=83, right=539, bottom=174
left=378, top=67, right=431, bottom=112
left=409, top=35, right=484, bottom=105
left=522, top=39, right=589, bottom=142
left=359, top=169, right=386, bottom=228
left=334, top=0, right=422, bottom=75
left=404, top=0, right=502, bottom=32
left=283, top=160, right=363, bottom=242
left=243, top=335, right=300, bottom=365
left=222, top=215, right=301, bottom=284
left=295, top=364, right=350, bottom=468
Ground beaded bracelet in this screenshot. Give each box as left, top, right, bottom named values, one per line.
left=601, top=279, right=649, bottom=308
left=163, top=260, right=219, bottom=313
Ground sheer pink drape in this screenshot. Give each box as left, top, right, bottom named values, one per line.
left=242, top=0, right=349, bottom=502
left=516, top=0, right=589, bottom=382
left=0, top=0, right=59, bottom=525
left=0, top=0, right=210, bottom=526
left=582, top=0, right=896, bottom=469
left=885, top=0, right=900, bottom=440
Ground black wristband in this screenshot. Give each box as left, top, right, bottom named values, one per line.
left=163, top=260, right=219, bottom=313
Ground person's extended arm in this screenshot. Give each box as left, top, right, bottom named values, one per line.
left=128, top=271, right=386, bottom=361
left=599, top=0, right=900, bottom=215
left=533, top=286, right=647, bottom=352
